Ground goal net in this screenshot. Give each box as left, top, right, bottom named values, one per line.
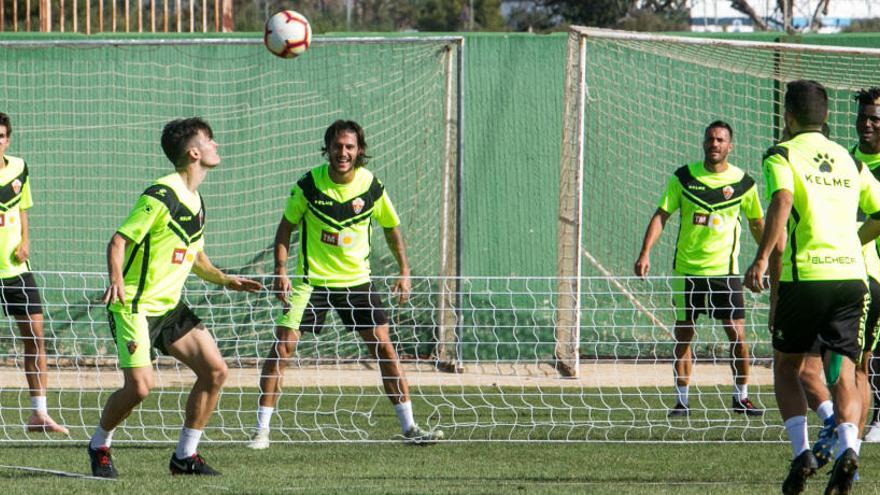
left=555, top=27, right=880, bottom=439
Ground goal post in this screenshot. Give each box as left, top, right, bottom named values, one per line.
left=557, top=27, right=880, bottom=377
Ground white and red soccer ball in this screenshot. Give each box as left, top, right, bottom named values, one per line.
left=264, top=10, right=311, bottom=59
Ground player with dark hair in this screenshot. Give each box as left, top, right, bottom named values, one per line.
left=745, top=80, right=880, bottom=494
left=248, top=119, right=443, bottom=449
left=853, top=87, right=880, bottom=445
left=87, top=117, right=261, bottom=478
left=635, top=120, right=764, bottom=417
left=0, top=112, right=67, bottom=434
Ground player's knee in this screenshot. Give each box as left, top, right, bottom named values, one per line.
left=127, top=379, right=153, bottom=401
left=209, top=362, right=229, bottom=387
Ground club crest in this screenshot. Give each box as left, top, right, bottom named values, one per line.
left=126, top=340, right=138, bottom=355
left=11, top=179, right=21, bottom=195
left=721, top=185, right=734, bottom=200
left=352, top=197, right=365, bottom=214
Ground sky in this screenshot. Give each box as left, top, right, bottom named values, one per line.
left=689, top=0, right=876, bottom=20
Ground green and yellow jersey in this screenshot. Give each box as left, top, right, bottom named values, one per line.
left=763, top=132, right=880, bottom=282
left=854, top=146, right=880, bottom=282
left=284, top=164, right=400, bottom=288
left=108, top=172, right=205, bottom=315
left=658, top=161, right=763, bottom=276
left=0, top=155, right=32, bottom=279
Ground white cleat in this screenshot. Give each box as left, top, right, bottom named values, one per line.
left=864, top=422, right=880, bottom=443
left=247, top=428, right=270, bottom=450
left=403, top=425, right=445, bottom=445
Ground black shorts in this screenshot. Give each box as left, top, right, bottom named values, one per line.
left=0, top=272, right=43, bottom=316
left=108, top=301, right=202, bottom=358
left=280, top=282, right=388, bottom=334
left=672, top=275, right=745, bottom=322
left=773, top=280, right=869, bottom=360
left=865, top=277, right=880, bottom=353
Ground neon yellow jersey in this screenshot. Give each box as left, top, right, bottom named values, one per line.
left=0, top=155, right=33, bottom=278
left=763, top=132, right=880, bottom=282
left=658, top=161, right=763, bottom=276
left=854, top=146, right=880, bottom=282
left=284, top=164, right=400, bottom=288
left=108, top=173, right=205, bottom=315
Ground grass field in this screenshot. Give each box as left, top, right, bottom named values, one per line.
left=0, top=385, right=878, bottom=492
left=1, top=442, right=879, bottom=493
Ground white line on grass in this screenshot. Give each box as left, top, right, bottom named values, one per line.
left=0, top=464, right=118, bottom=481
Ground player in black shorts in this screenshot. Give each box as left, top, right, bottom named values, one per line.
left=0, top=112, right=67, bottom=434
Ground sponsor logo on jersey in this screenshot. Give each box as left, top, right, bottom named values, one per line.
left=171, top=248, right=186, bottom=264
left=0, top=214, right=6, bottom=227
left=722, top=185, right=734, bottom=200
left=321, top=230, right=339, bottom=246
left=352, top=197, right=365, bottom=214
left=693, top=212, right=709, bottom=226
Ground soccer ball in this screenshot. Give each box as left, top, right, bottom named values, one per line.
left=264, top=10, right=312, bottom=59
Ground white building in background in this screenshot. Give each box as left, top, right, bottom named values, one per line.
left=690, top=0, right=875, bottom=33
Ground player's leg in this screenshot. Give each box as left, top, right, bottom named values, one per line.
left=88, top=310, right=155, bottom=478
left=773, top=281, right=820, bottom=493
left=866, top=355, right=880, bottom=441
left=713, top=276, right=760, bottom=415
left=800, top=352, right=836, bottom=468
left=5, top=273, right=67, bottom=433
left=344, top=283, right=442, bottom=443
left=165, top=320, right=226, bottom=475
left=669, top=275, right=700, bottom=415
left=722, top=318, right=762, bottom=415
left=16, top=313, right=67, bottom=433
left=249, top=283, right=321, bottom=449
left=671, top=321, right=695, bottom=415
left=822, top=280, right=869, bottom=494
left=860, top=277, right=880, bottom=442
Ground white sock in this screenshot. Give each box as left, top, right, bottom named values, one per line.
left=90, top=426, right=113, bottom=449
left=394, top=401, right=416, bottom=434
left=855, top=439, right=862, bottom=455
left=175, top=427, right=203, bottom=459
left=783, top=415, right=809, bottom=459
left=733, top=384, right=748, bottom=401
left=31, top=396, right=48, bottom=414
left=816, top=400, right=835, bottom=422
left=676, top=385, right=689, bottom=407
left=836, top=423, right=858, bottom=458
left=256, top=406, right=274, bottom=431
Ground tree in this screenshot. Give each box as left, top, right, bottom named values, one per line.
left=844, top=17, right=880, bottom=33
left=506, top=0, right=689, bottom=33
left=729, top=0, right=833, bottom=33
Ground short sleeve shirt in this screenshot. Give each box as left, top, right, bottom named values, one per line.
left=658, top=161, right=763, bottom=276
left=763, top=132, right=880, bottom=282
left=0, top=155, right=33, bottom=278
left=854, top=146, right=880, bottom=281
left=108, top=172, right=206, bottom=315
left=284, top=164, right=400, bottom=288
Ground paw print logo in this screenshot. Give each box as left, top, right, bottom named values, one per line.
left=814, top=153, right=834, bottom=173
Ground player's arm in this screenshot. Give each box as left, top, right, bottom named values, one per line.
left=383, top=226, right=411, bottom=304
left=272, top=215, right=296, bottom=303
left=748, top=217, right=765, bottom=244
left=634, top=208, right=670, bottom=277
left=192, top=251, right=262, bottom=292
left=745, top=189, right=793, bottom=293
left=744, top=186, right=765, bottom=244
left=102, top=233, right=130, bottom=304
left=13, top=209, right=30, bottom=263
left=857, top=166, right=880, bottom=244
left=767, top=231, right=785, bottom=331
